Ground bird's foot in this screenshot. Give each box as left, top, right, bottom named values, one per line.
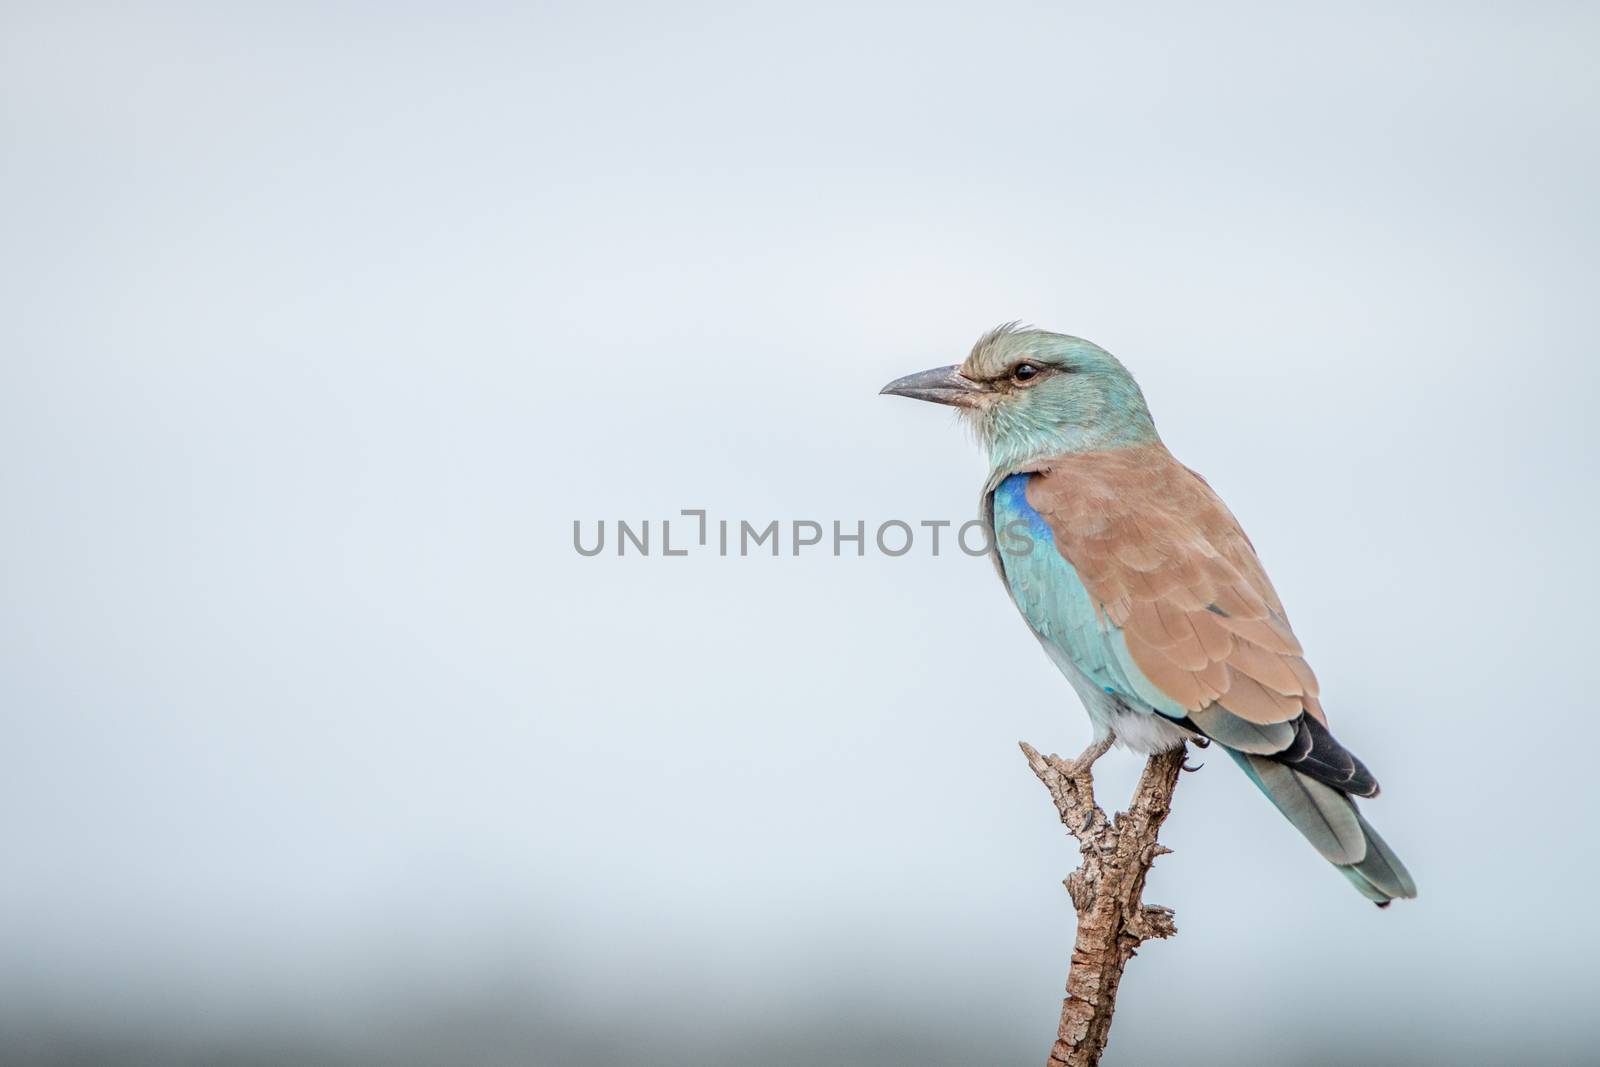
left=1063, top=735, right=1115, bottom=778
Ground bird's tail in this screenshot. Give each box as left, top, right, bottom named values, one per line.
left=1225, top=747, right=1417, bottom=905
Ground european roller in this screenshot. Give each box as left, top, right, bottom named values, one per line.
left=882, top=325, right=1416, bottom=905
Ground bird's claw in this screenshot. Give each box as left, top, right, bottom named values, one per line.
left=1181, top=759, right=1205, bottom=773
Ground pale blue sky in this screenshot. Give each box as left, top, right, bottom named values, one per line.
left=3, top=2, right=1597, bottom=1063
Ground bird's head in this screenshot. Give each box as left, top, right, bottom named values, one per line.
left=880, top=324, right=1159, bottom=472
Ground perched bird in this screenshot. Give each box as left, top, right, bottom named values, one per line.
left=881, top=324, right=1416, bottom=905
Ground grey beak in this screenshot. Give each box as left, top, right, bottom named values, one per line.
left=879, top=364, right=985, bottom=407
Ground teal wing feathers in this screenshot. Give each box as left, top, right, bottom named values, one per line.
left=990, top=473, right=1163, bottom=717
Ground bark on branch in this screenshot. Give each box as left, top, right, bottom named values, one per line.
left=1020, top=740, right=1187, bottom=1067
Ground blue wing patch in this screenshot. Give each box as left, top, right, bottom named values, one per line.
left=991, top=473, right=1188, bottom=720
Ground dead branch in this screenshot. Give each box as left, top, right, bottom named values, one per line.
left=1020, top=740, right=1186, bottom=1067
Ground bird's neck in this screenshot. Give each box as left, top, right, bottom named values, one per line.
left=984, top=418, right=1161, bottom=479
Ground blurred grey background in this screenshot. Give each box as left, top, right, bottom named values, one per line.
left=4, top=2, right=1597, bottom=1064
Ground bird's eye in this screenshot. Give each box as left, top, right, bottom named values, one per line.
left=1011, top=363, right=1040, bottom=383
